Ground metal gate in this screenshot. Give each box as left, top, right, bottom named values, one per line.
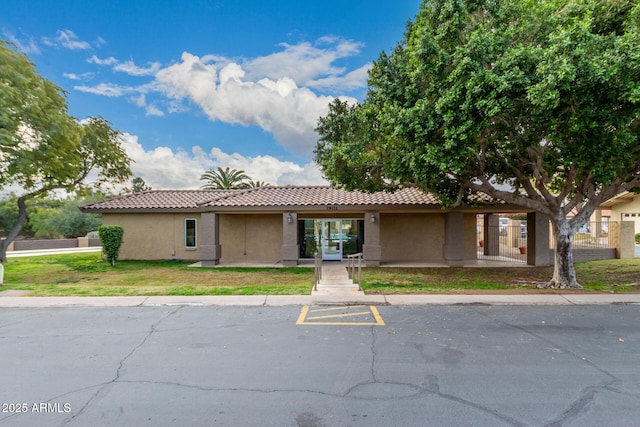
left=476, top=220, right=527, bottom=263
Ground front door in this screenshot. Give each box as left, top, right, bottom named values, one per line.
left=321, top=220, right=342, bottom=260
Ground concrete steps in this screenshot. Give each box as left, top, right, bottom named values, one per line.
left=312, top=261, right=364, bottom=297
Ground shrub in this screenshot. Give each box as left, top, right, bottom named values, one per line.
left=98, top=225, right=124, bottom=266
left=636, top=233, right=640, bottom=244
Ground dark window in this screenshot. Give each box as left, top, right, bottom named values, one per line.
left=185, top=219, right=197, bottom=248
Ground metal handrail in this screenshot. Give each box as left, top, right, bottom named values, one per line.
left=313, top=251, right=321, bottom=291
left=346, top=252, right=363, bottom=291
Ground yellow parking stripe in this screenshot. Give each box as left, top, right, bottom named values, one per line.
left=306, top=311, right=372, bottom=320
left=309, top=305, right=365, bottom=313
left=296, top=305, right=385, bottom=326
left=296, top=305, right=310, bottom=324
left=370, top=306, right=385, bottom=325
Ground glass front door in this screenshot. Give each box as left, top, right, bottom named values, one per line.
left=299, top=218, right=364, bottom=259
left=321, top=220, right=342, bottom=260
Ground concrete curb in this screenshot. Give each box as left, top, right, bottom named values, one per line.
left=0, top=294, right=639, bottom=307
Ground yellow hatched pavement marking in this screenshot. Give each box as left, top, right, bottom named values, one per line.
left=296, top=305, right=385, bottom=326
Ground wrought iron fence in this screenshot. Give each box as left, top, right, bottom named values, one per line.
left=477, top=224, right=528, bottom=263
left=549, top=221, right=612, bottom=249
left=477, top=221, right=614, bottom=263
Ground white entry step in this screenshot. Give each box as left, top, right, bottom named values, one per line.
left=312, top=261, right=365, bottom=296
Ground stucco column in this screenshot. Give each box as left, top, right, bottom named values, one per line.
left=526, top=212, right=552, bottom=266
left=281, top=212, right=299, bottom=266
left=363, top=211, right=381, bottom=266
left=200, top=212, right=221, bottom=266
left=444, top=212, right=465, bottom=266
left=617, top=221, right=635, bottom=259
left=483, top=214, right=500, bottom=256
left=591, top=209, right=603, bottom=239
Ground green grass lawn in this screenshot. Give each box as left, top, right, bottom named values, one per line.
left=1, top=253, right=638, bottom=296
left=1, top=253, right=314, bottom=296
left=362, top=259, right=640, bottom=294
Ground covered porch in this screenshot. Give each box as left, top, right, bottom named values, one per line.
left=198, top=210, right=554, bottom=268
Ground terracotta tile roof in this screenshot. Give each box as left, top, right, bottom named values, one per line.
left=79, top=190, right=236, bottom=211
left=80, top=186, right=498, bottom=212
left=200, top=186, right=441, bottom=207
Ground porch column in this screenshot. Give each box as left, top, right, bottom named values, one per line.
left=591, top=209, right=603, bottom=240
left=616, top=221, right=635, bottom=259
left=444, top=212, right=465, bottom=266
left=526, top=212, right=552, bottom=266
left=363, top=211, right=381, bottom=266
left=281, top=212, right=299, bottom=266
left=200, top=212, right=221, bottom=266
left=483, top=214, right=500, bottom=256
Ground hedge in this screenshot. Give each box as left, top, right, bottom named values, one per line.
left=98, top=225, right=124, bottom=266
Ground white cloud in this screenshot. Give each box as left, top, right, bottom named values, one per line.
left=131, top=94, right=146, bottom=107
left=87, top=55, right=118, bottom=66
left=64, top=72, right=94, bottom=81
left=75, top=82, right=137, bottom=97
left=155, top=52, right=354, bottom=156
left=244, top=38, right=364, bottom=87
left=2, top=32, right=40, bottom=54
left=129, top=94, right=164, bottom=116
left=144, top=105, right=164, bottom=117
left=114, top=59, right=162, bottom=76
left=278, top=163, right=328, bottom=186
left=87, top=56, right=161, bottom=76
left=308, top=64, right=371, bottom=90
left=119, top=134, right=327, bottom=190
left=79, top=37, right=368, bottom=157
left=44, top=29, right=91, bottom=50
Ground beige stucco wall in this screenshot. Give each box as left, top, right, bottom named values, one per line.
left=609, top=197, right=640, bottom=236
left=102, top=211, right=479, bottom=263
left=463, top=213, right=478, bottom=260
left=219, top=214, right=282, bottom=262
left=380, top=213, right=446, bottom=261
left=102, top=213, right=201, bottom=260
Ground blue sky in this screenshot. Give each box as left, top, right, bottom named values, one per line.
left=1, top=1, right=421, bottom=189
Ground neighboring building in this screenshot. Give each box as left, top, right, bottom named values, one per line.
left=600, top=191, right=639, bottom=236
left=78, top=186, right=557, bottom=266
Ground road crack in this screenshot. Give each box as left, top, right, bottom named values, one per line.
left=341, top=326, right=528, bottom=426
left=58, top=306, right=183, bottom=426
left=474, top=308, right=625, bottom=427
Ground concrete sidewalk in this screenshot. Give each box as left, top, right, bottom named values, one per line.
left=0, top=293, right=639, bottom=307
left=6, top=247, right=102, bottom=258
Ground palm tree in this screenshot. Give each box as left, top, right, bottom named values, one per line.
left=200, top=167, right=251, bottom=189
left=246, top=179, right=269, bottom=188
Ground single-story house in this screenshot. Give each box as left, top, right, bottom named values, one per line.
left=599, top=191, right=640, bottom=236
left=78, top=185, right=574, bottom=267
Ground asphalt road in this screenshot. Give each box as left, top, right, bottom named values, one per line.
left=1, top=304, right=639, bottom=427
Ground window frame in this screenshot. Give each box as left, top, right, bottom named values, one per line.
left=185, top=218, right=197, bottom=249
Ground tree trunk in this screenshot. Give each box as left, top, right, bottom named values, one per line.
left=545, top=217, right=582, bottom=289
left=0, top=196, right=29, bottom=265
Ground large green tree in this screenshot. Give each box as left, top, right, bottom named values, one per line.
left=315, top=0, right=640, bottom=288
left=0, top=40, right=131, bottom=262
left=29, top=196, right=102, bottom=238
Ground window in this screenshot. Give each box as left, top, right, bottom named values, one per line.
left=185, top=219, right=197, bottom=249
